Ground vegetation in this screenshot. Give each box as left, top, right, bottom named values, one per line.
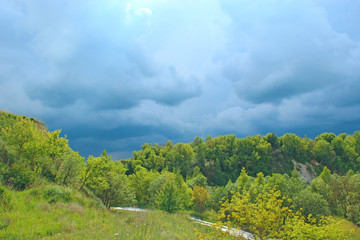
left=1, top=110, right=359, bottom=239
left=129, top=132, right=360, bottom=185
left=0, top=184, right=213, bottom=239
left=218, top=187, right=350, bottom=240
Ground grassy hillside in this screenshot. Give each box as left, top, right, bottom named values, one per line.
left=0, top=184, right=219, bottom=240
left=1, top=183, right=359, bottom=240
left=0, top=110, right=45, bottom=131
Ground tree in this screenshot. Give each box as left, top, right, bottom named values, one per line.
left=0, top=118, right=47, bottom=172
left=218, top=187, right=351, bottom=240
left=293, top=188, right=330, bottom=219
left=319, top=166, right=332, bottom=183
left=314, top=140, right=335, bottom=165
left=315, top=132, right=336, bottom=143
left=56, top=148, right=84, bottom=185
left=207, top=185, right=227, bottom=211
left=192, top=185, right=210, bottom=213
left=128, top=166, right=160, bottom=206
left=41, top=130, right=69, bottom=181
left=264, top=132, right=279, bottom=149
left=174, top=143, right=195, bottom=178
left=236, top=167, right=251, bottom=192
left=280, top=133, right=302, bottom=162
left=156, top=180, right=180, bottom=213
left=186, top=166, right=208, bottom=188
left=150, top=171, right=192, bottom=213
left=219, top=188, right=292, bottom=240
left=82, top=151, right=134, bottom=208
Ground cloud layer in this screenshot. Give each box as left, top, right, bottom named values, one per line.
left=1, top=0, right=360, bottom=158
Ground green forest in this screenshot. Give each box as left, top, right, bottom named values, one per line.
left=1, top=110, right=360, bottom=239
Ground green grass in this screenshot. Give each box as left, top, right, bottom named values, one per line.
left=185, top=209, right=219, bottom=223
left=1, top=185, right=358, bottom=240
left=0, top=185, right=215, bottom=240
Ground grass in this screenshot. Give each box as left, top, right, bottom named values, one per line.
left=0, top=185, right=215, bottom=240
left=1, top=185, right=358, bottom=240
left=186, top=209, right=219, bottom=223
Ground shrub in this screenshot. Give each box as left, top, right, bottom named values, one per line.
left=0, top=217, right=11, bottom=230
left=43, top=185, right=72, bottom=203
left=0, top=185, right=12, bottom=211
left=3, top=163, right=35, bottom=190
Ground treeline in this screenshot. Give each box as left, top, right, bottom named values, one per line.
left=128, top=132, right=360, bottom=185
left=1, top=111, right=359, bottom=229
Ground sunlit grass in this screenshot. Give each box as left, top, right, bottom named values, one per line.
left=185, top=209, right=219, bottom=223
left=0, top=186, right=214, bottom=240
left=1, top=185, right=358, bottom=240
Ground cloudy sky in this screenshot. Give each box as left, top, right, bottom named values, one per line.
left=1, top=0, right=360, bottom=159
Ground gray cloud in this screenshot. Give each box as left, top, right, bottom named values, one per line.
left=220, top=0, right=360, bottom=105
left=1, top=0, right=360, bottom=158
left=16, top=0, right=201, bottom=110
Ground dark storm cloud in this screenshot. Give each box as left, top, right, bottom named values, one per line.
left=65, top=124, right=181, bottom=142
left=25, top=65, right=199, bottom=110
left=1, top=0, right=360, bottom=158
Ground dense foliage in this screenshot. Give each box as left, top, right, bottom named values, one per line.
left=1, top=110, right=359, bottom=239
left=0, top=112, right=83, bottom=190
left=129, top=132, right=360, bottom=185
left=217, top=187, right=351, bottom=240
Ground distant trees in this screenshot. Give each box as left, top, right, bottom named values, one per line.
left=130, top=132, right=360, bottom=188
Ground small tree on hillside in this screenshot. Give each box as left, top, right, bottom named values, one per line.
left=193, top=185, right=210, bottom=214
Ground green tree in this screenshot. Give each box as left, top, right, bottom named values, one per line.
left=128, top=166, right=160, bottom=206
left=315, top=132, right=336, bottom=143
left=236, top=167, right=251, bottom=192
left=264, top=132, right=279, bottom=149
left=56, top=148, right=84, bottom=185
left=0, top=118, right=47, bottom=172
left=82, top=151, right=134, bottom=208
left=192, top=185, right=210, bottom=214
left=156, top=180, right=180, bottom=213
left=41, top=130, right=69, bottom=181
left=186, top=166, right=208, bottom=188
left=218, top=187, right=350, bottom=240
left=293, top=188, right=330, bottom=219
left=150, top=171, right=192, bottom=213
left=314, top=140, right=336, bottom=165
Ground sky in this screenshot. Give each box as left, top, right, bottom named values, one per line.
left=1, top=0, right=360, bottom=159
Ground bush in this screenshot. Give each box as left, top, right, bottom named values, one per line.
left=43, top=185, right=72, bottom=203
left=293, top=188, right=330, bottom=219
left=3, top=163, right=35, bottom=190
left=0, top=185, right=12, bottom=211
left=0, top=216, right=11, bottom=230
